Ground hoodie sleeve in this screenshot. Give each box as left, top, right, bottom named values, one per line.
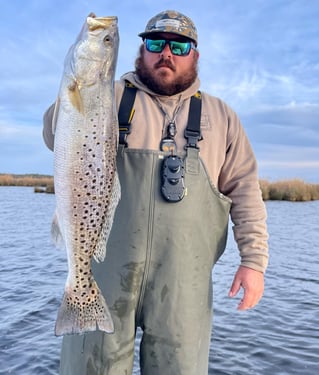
left=218, top=105, right=269, bottom=273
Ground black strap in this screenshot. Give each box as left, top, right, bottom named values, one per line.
left=118, top=81, right=137, bottom=146
left=184, top=91, right=203, bottom=149
left=118, top=83, right=202, bottom=149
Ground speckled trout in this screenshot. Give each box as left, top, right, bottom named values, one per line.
left=51, top=14, right=120, bottom=336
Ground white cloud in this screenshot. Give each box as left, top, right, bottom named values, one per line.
left=0, top=122, right=40, bottom=140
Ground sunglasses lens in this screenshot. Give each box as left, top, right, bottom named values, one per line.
left=169, top=41, right=191, bottom=56
left=145, top=39, right=193, bottom=56
left=145, top=39, right=165, bottom=53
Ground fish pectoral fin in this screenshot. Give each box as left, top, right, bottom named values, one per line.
left=51, top=211, right=64, bottom=249
left=68, top=80, right=84, bottom=114
left=55, top=281, right=114, bottom=336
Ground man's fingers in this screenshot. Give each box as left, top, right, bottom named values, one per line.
left=228, top=279, right=241, bottom=298
left=228, top=266, right=264, bottom=310
left=237, top=290, right=252, bottom=310
left=237, top=287, right=262, bottom=310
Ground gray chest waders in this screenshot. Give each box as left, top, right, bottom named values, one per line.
left=59, top=85, right=231, bottom=375
left=60, top=148, right=231, bottom=375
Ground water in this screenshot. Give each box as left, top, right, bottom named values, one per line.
left=0, top=187, right=318, bottom=374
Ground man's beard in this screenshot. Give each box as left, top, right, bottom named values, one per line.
left=135, top=46, right=198, bottom=96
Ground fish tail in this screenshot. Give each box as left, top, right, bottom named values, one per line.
left=55, top=281, right=114, bottom=336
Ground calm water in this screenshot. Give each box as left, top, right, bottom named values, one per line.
left=0, top=187, right=318, bottom=374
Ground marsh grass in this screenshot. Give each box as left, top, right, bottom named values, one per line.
left=0, top=174, right=54, bottom=193
left=259, top=178, right=319, bottom=201
left=1, top=174, right=319, bottom=201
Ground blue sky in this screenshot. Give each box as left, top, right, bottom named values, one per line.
left=0, top=0, right=318, bottom=182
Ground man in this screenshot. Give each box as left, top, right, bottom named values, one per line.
left=43, top=10, right=268, bottom=375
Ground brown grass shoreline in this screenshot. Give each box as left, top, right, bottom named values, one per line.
left=259, top=178, right=319, bottom=201
left=1, top=174, right=319, bottom=201
left=0, top=173, right=54, bottom=193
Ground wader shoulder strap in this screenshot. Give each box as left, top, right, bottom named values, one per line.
left=118, top=84, right=202, bottom=148
left=184, top=91, right=203, bottom=149
left=184, top=91, right=202, bottom=175
left=118, top=80, right=137, bottom=147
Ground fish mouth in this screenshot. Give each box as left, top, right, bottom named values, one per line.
left=87, top=15, right=118, bottom=30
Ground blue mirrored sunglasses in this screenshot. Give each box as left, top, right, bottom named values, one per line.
left=144, top=38, right=196, bottom=56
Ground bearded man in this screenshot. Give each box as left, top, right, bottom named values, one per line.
left=43, top=10, right=268, bottom=375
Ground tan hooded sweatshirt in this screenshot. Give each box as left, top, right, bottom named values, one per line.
left=43, top=71, right=268, bottom=272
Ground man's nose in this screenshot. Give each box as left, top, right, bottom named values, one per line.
left=160, top=43, right=172, bottom=57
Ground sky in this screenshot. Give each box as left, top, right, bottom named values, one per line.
left=0, top=0, right=318, bottom=182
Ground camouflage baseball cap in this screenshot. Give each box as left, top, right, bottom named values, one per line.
left=138, top=10, right=198, bottom=46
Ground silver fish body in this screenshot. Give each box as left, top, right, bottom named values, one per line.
left=51, top=14, right=120, bottom=336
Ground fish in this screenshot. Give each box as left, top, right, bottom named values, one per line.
left=51, top=13, right=120, bottom=336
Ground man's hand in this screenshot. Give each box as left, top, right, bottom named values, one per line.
left=228, top=265, right=264, bottom=310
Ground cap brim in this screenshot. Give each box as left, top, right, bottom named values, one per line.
left=138, top=31, right=197, bottom=45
